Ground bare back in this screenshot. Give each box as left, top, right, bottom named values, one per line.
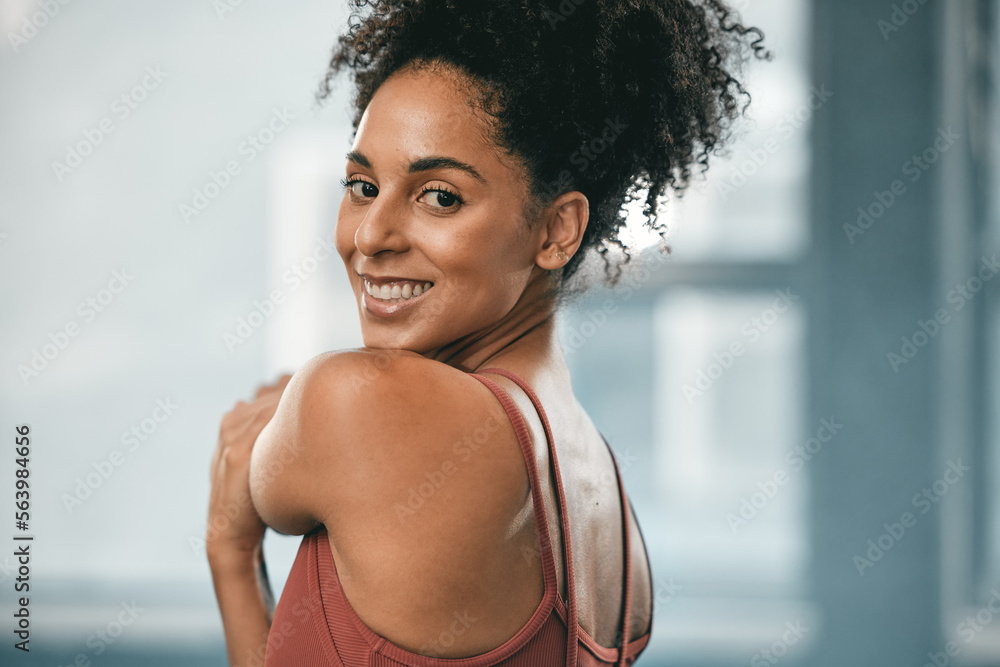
left=313, top=355, right=653, bottom=656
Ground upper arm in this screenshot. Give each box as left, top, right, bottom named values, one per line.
left=250, top=348, right=397, bottom=535
left=248, top=354, right=325, bottom=536
left=249, top=349, right=522, bottom=540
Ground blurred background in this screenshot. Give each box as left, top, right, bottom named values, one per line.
left=0, top=0, right=996, bottom=665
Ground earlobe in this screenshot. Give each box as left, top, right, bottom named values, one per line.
left=537, top=246, right=569, bottom=272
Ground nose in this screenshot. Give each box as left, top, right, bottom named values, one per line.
left=353, top=193, right=409, bottom=258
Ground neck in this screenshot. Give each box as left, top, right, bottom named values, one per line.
left=423, top=269, right=565, bottom=374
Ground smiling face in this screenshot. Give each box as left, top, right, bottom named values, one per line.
left=335, top=61, right=547, bottom=353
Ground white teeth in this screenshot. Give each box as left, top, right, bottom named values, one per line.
left=363, top=278, right=434, bottom=302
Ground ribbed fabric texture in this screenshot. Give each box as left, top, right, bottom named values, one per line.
left=265, top=368, right=651, bottom=666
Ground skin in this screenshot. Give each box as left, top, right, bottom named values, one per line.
left=207, top=59, right=651, bottom=664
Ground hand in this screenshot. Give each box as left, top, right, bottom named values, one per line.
left=207, top=374, right=293, bottom=565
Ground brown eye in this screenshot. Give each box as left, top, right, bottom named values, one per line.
left=428, top=190, right=458, bottom=208
left=341, top=177, right=378, bottom=198
left=349, top=181, right=378, bottom=198
left=418, top=186, right=463, bottom=209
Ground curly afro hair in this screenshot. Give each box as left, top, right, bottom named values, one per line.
left=320, top=0, right=770, bottom=303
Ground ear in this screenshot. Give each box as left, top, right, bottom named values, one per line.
left=533, top=191, right=589, bottom=271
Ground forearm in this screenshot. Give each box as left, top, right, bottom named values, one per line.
left=209, top=545, right=275, bottom=667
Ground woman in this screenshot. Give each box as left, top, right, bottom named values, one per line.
left=207, top=1, right=767, bottom=665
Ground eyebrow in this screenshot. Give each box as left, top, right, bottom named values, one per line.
left=345, top=150, right=486, bottom=184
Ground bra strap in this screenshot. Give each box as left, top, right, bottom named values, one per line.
left=476, top=367, right=578, bottom=667
left=467, top=374, right=559, bottom=595
left=603, top=436, right=632, bottom=666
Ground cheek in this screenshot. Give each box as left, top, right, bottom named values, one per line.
left=334, top=199, right=359, bottom=264
left=444, top=236, right=531, bottom=310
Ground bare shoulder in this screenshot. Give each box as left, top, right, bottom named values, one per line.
left=250, top=349, right=521, bottom=540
